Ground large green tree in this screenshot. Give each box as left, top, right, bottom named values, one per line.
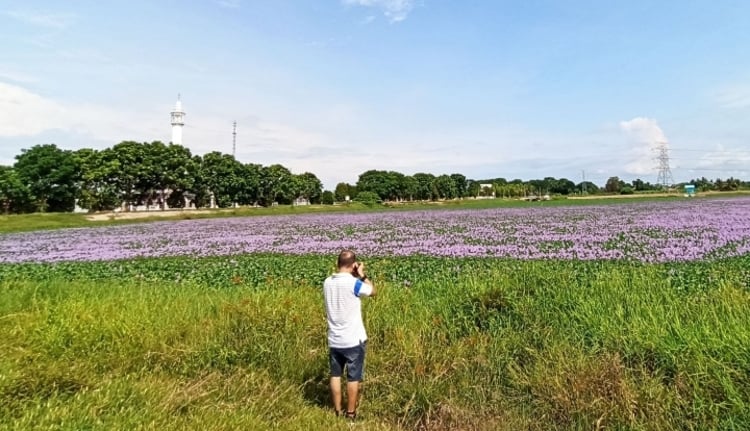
left=143, top=141, right=195, bottom=209
left=196, top=152, right=247, bottom=208
left=357, top=170, right=400, bottom=201
left=294, top=172, right=323, bottom=204
left=111, top=141, right=150, bottom=209
left=412, top=173, right=436, bottom=200
left=260, top=164, right=295, bottom=205
left=14, top=144, right=78, bottom=212
left=450, top=173, right=467, bottom=198
left=74, top=148, right=121, bottom=211
left=239, top=163, right=263, bottom=206
left=550, top=178, right=576, bottom=195
left=334, top=182, right=357, bottom=202
left=400, top=175, right=418, bottom=201
left=434, top=174, right=457, bottom=199
left=0, top=166, right=31, bottom=214
left=576, top=181, right=600, bottom=195
left=605, top=176, right=622, bottom=194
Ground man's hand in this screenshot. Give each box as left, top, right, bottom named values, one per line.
left=354, top=262, right=366, bottom=279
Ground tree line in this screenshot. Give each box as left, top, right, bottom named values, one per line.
left=340, top=171, right=749, bottom=203
left=1, top=143, right=748, bottom=214
left=0, top=142, right=323, bottom=214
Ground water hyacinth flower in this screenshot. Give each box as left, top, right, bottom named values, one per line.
left=1, top=198, right=749, bottom=264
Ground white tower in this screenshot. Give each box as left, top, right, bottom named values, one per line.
left=170, top=94, right=185, bottom=145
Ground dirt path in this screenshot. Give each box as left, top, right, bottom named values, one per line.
left=85, top=209, right=219, bottom=222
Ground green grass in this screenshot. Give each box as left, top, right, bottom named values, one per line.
left=3, top=191, right=749, bottom=235
left=0, top=212, right=92, bottom=234
left=1, top=255, right=749, bottom=430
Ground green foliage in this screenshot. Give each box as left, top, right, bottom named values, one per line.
left=333, top=182, right=357, bottom=202
left=356, top=170, right=405, bottom=201
left=74, top=148, right=121, bottom=211
left=1, top=255, right=750, bottom=429
left=605, top=176, right=624, bottom=194
left=260, top=164, right=295, bottom=205
left=577, top=180, right=600, bottom=194
left=14, top=144, right=79, bottom=212
left=353, top=191, right=381, bottom=206
left=433, top=174, right=458, bottom=199
left=412, top=173, right=436, bottom=200
left=320, top=191, right=334, bottom=205
left=293, top=172, right=323, bottom=204
left=197, top=151, right=248, bottom=208
left=6, top=142, right=750, bottom=215
left=450, top=173, right=468, bottom=198
left=0, top=165, right=31, bottom=214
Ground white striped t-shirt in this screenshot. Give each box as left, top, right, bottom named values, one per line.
left=323, top=272, right=373, bottom=349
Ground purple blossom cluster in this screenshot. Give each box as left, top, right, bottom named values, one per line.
left=2, top=198, right=750, bottom=263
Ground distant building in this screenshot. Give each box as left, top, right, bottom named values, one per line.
left=478, top=183, right=495, bottom=199
left=293, top=197, right=310, bottom=206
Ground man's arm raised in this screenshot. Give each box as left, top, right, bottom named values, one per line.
left=355, top=262, right=376, bottom=297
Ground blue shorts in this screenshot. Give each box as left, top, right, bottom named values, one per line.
left=329, top=342, right=367, bottom=381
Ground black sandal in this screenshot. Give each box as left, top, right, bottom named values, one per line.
left=345, top=411, right=357, bottom=420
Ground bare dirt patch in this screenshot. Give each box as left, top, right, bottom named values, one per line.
left=85, top=209, right=219, bottom=222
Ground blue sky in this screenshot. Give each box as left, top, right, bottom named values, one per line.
left=1, top=0, right=749, bottom=188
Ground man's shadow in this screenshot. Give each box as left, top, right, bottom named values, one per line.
left=301, top=367, right=330, bottom=408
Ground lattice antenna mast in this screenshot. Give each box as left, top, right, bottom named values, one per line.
left=581, top=170, right=587, bottom=195
left=232, top=121, right=237, bottom=159
left=655, top=141, right=675, bottom=189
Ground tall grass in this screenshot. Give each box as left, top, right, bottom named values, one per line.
left=1, top=255, right=749, bottom=429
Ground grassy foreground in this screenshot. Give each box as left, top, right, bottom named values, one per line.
left=1, top=255, right=749, bottom=430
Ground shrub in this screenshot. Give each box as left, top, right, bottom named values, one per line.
left=353, top=191, right=381, bottom=206
left=320, top=191, right=334, bottom=205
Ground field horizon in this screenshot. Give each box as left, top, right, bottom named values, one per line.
left=2, top=190, right=749, bottom=236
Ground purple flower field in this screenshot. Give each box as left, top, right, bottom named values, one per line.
left=2, top=197, right=750, bottom=264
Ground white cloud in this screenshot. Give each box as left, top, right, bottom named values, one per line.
left=692, top=145, right=750, bottom=176
left=619, top=117, right=668, bottom=175
left=342, top=0, right=417, bottom=22
left=0, top=81, right=154, bottom=140
left=4, top=10, right=76, bottom=29
left=619, top=117, right=668, bottom=144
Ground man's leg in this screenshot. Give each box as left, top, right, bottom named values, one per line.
left=330, top=376, right=343, bottom=414
left=344, top=342, right=366, bottom=418
left=329, top=348, right=346, bottom=414
left=346, top=381, right=360, bottom=414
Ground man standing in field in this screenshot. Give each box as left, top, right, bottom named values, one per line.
left=323, top=249, right=376, bottom=420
